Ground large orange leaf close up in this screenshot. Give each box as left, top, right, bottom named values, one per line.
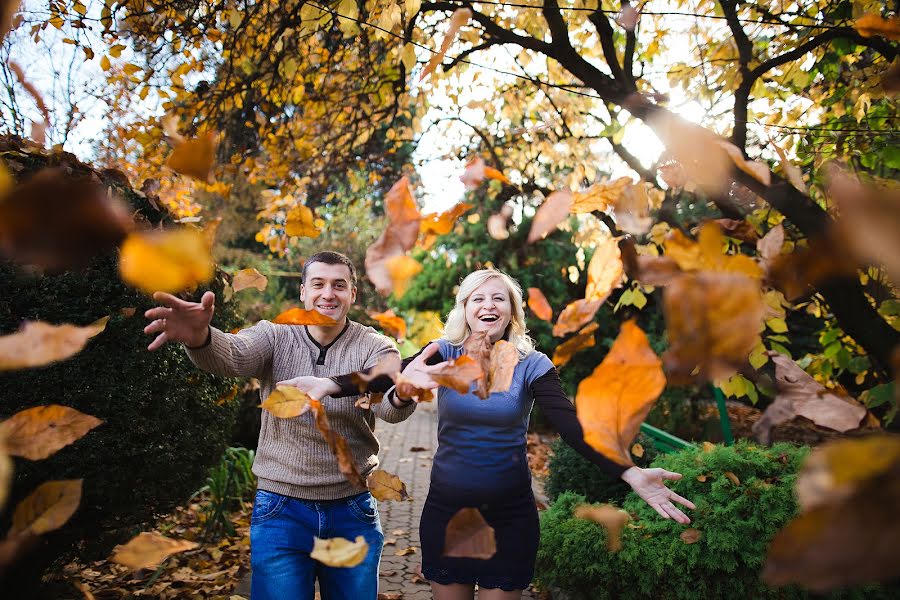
left=0, top=318, right=108, bottom=371
left=119, top=228, right=214, bottom=295
left=575, top=320, right=665, bottom=466
left=0, top=405, right=103, bottom=460
left=431, top=354, right=484, bottom=394
left=527, top=287, right=553, bottom=322
left=584, top=235, right=624, bottom=303
left=552, top=299, right=601, bottom=337
left=273, top=307, right=338, bottom=327
left=10, top=479, right=83, bottom=537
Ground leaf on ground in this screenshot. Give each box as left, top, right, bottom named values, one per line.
left=119, top=228, right=214, bottom=295
left=0, top=405, right=102, bottom=460
left=552, top=322, right=598, bottom=368
left=0, top=318, right=108, bottom=371
left=259, top=385, right=313, bottom=418
left=371, top=309, right=407, bottom=340
left=443, top=508, right=496, bottom=559
left=352, top=354, right=402, bottom=393
left=232, top=268, right=268, bottom=292
left=367, top=469, right=409, bottom=502
left=570, top=177, right=632, bottom=213
left=273, top=307, right=338, bottom=326
left=167, top=131, right=217, bottom=183
left=527, top=287, right=553, bottom=321
left=576, top=320, right=665, bottom=466
left=285, top=204, right=321, bottom=238
left=574, top=504, right=631, bottom=552
left=528, top=190, right=572, bottom=243
left=10, top=479, right=82, bottom=537
left=854, top=13, right=900, bottom=40
left=420, top=8, right=472, bottom=81
left=430, top=354, right=484, bottom=394
left=585, top=234, right=624, bottom=303
left=312, top=535, right=369, bottom=567
left=487, top=204, right=513, bottom=240
left=552, top=299, right=601, bottom=337
left=110, top=532, right=198, bottom=570
left=488, top=340, right=519, bottom=394
left=0, top=168, right=132, bottom=271
left=311, top=399, right=366, bottom=489
left=395, top=546, right=417, bottom=556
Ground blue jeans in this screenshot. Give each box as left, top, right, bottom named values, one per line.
left=250, top=489, right=384, bottom=600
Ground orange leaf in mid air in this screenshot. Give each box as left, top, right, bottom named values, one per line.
left=574, top=504, right=631, bottom=552
left=552, top=322, right=599, bottom=368
left=663, top=223, right=763, bottom=279
left=714, top=219, right=759, bottom=243
left=854, top=13, right=900, bottom=40
left=367, top=469, right=409, bottom=502
left=311, top=535, right=369, bottom=567
left=613, top=182, right=654, bottom=235
left=10, top=479, right=82, bottom=537
left=259, top=385, right=313, bottom=418
left=420, top=202, right=474, bottom=236
left=110, top=532, right=198, bottom=570
left=620, top=238, right=682, bottom=287
left=443, top=508, right=496, bottom=559
left=552, top=299, right=601, bottom=337
left=273, top=307, right=338, bottom=326
left=527, top=287, right=553, bottom=321
left=351, top=354, right=402, bottom=393
left=392, top=372, right=435, bottom=403
left=0, top=318, right=108, bottom=371
left=463, top=331, right=492, bottom=398
left=460, top=157, right=512, bottom=188
left=310, top=399, right=366, bottom=489
left=371, top=309, right=407, bottom=340
left=528, top=190, right=572, bottom=243
left=366, top=177, right=422, bottom=296
left=662, top=272, right=764, bottom=385
left=420, top=8, right=473, bottom=81
left=576, top=320, right=665, bottom=466
left=767, top=233, right=859, bottom=301
left=285, top=204, right=321, bottom=238
left=166, top=131, right=217, bottom=183
left=487, top=204, right=514, bottom=240
left=0, top=405, right=102, bottom=460
left=718, top=141, right=771, bottom=186
left=584, top=235, right=624, bottom=303
left=232, top=268, right=268, bottom=292
left=431, top=354, right=484, bottom=394
left=570, top=177, right=632, bottom=214
left=648, top=112, right=733, bottom=195
left=119, top=228, right=214, bottom=295
left=385, top=255, right=422, bottom=299
left=488, top=340, right=519, bottom=394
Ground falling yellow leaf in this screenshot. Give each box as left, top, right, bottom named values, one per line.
left=431, top=354, right=484, bottom=394
left=311, top=535, right=369, bottom=567
left=552, top=322, right=598, bottom=368
left=631, top=443, right=644, bottom=458
left=385, top=255, right=422, bottom=298
left=552, top=298, right=601, bottom=337
left=111, top=532, right=198, bottom=570
left=0, top=405, right=103, bottom=461
left=527, top=287, right=553, bottom=321
left=571, top=177, right=632, bottom=214
left=232, top=268, right=268, bottom=292
left=166, top=131, right=217, bottom=182
left=664, top=223, right=763, bottom=279
left=367, top=469, right=409, bottom=502
left=10, top=479, right=82, bottom=537
left=585, top=235, right=624, bottom=303
left=0, top=319, right=108, bottom=371
left=119, top=228, right=214, bottom=295
left=370, top=309, right=407, bottom=340
left=259, top=385, right=313, bottom=418
left=574, top=504, right=631, bottom=552
left=528, top=190, right=572, bottom=243
left=420, top=8, right=472, bottom=81
left=420, top=202, right=473, bottom=237
left=285, top=204, right=321, bottom=238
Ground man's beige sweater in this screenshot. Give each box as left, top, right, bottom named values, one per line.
left=186, top=320, right=415, bottom=500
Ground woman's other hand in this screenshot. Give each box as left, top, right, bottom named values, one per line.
left=621, top=466, right=696, bottom=524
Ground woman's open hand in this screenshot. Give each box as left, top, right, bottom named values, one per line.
left=621, top=466, right=696, bottom=524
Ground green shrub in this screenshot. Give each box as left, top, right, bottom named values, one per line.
left=192, top=446, right=256, bottom=541
left=545, top=432, right=660, bottom=504
left=536, top=442, right=899, bottom=600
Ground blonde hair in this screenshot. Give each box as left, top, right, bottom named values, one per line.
left=443, top=269, right=535, bottom=355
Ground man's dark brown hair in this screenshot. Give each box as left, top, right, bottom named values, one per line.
left=301, top=251, right=357, bottom=286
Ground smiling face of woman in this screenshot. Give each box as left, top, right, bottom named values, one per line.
left=464, top=277, right=513, bottom=342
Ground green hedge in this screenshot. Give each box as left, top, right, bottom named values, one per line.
left=537, top=441, right=899, bottom=599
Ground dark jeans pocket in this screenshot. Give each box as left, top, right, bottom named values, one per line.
left=346, top=492, right=379, bottom=524
left=252, top=490, right=288, bottom=524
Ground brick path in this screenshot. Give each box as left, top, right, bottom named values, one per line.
left=235, top=401, right=541, bottom=599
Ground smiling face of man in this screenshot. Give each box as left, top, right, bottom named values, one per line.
left=299, top=261, right=356, bottom=325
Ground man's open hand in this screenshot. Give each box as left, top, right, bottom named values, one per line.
left=144, top=291, right=215, bottom=351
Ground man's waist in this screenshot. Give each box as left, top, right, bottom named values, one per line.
left=256, top=476, right=369, bottom=501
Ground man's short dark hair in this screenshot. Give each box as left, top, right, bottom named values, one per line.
left=302, top=251, right=357, bottom=286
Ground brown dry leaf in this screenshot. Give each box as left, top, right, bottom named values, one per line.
left=460, top=157, right=512, bottom=188
left=0, top=318, right=108, bottom=371
left=110, top=532, right=198, bottom=570
left=420, top=202, right=473, bottom=236
left=443, top=508, right=496, bottom=559
left=664, top=223, right=763, bottom=279
left=272, top=307, right=338, bottom=327
left=616, top=3, right=639, bottom=30
left=392, top=373, right=435, bottom=403
left=631, top=443, right=644, bottom=458
left=621, top=238, right=682, bottom=287
left=167, top=131, right=217, bottom=183
left=552, top=299, right=601, bottom=337
left=752, top=353, right=866, bottom=444
left=647, top=113, right=733, bottom=195
left=384, top=176, right=422, bottom=249
left=488, top=340, right=519, bottom=394
left=377, top=594, right=403, bottom=600
left=771, top=142, right=806, bottom=193
left=552, top=322, right=599, bottom=368
left=367, top=470, right=409, bottom=502
left=385, top=255, right=422, bottom=299
left=0, top=405, right=103, bottom=460
left=570, top=177, right=632, bottom=214
left=718, top=141, right=771, bottom=186
left=371, top=310, right=407, bottom=340
left=854, top=13, right=900, bottom=40
left=365, top=177, right=421, bottom=296
left=352, top=354, right=402, bottom=393
left=395, top=546, right=417, bottom=556
left=662, top=272, right=764, bottom=384
left=614, top=182, right=654, bottom=235
left=768, top=233, right=859, bottom=301
left=756, top=224, right=784, bottom=267
left=0, top=1, right=21, bottom=43
left=487, top=204, right=513, bottom=240
left=762, top=435, right=900, bottom=591
left=574, top=504, right=631, bottom=552
left=528, top=190, right=573, bottom=243
left=724, top=472, right=741, bottom=486
left=285, top=205, right=321, bottom=238
left=585, top=235, right=624, bottom=303
left=0, top=168, right=132, bottom=271
left=462, top=331, right=492, bottom=398
left=259, top=385, right=313, bottom=418
left=310, top=399, right=366, bottom=489
left=119, top=228, right=214, bottom=295
left=420, top=8, right=472, bottom=81
left=714, top=219, right=759, bottom=243
left=431, top=354, right=484, bottom=394
left=355, top=394, right=383, bottom=409
left=527, top=287, right=553, bottom=321
left=311, top=535, right=369, bottom=567
left=680, top=528, right=702, bottom=544
left=575, top=320, right=666, bottom=466
left=0, top=432, right=12, bottom=512
left=883, top=61, right=900, bottom=96
left=232, top=268, right=268, bottom=293
left=10, top=479, right=82, bottom=537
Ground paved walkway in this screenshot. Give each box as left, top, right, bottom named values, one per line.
left=235, top=401, right=541, bottom=599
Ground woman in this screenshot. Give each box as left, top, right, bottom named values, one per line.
left=292, top=269, right=694, bottom=600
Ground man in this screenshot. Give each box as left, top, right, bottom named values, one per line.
left=144, top=251, right=415, bottom=600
